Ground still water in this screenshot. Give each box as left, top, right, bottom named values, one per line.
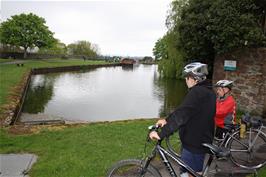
left=22, top=65, right=187, bottom=122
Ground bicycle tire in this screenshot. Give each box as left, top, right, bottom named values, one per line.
left=226, top=128, right=266, bottom=169
left=165, top=135, right=181, bottom=158
left=106, top=159, right=162, bottom=177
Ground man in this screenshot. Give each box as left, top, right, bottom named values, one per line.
left=214, top=80, right=236, bottom=139
left=149, top=62, right=216, bottom=177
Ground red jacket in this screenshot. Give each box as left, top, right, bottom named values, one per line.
left=215, top=95, right=236, bottom=128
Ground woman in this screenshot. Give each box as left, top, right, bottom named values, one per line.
left=214, top=80, right=236, bottom=139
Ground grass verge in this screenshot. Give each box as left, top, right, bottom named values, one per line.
left=256, top=167, right=266, bottom=177
left=0, top=119, right=155, bottom=177
left=2, top=120, right=264, bottom=177
left=0, top=58, right=15, bottom=63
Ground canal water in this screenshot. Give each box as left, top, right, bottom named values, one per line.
left=22, top=64, right=187, bottom=122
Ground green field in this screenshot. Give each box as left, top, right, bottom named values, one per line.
left=1, top=120, right=265, bottom=177
left=0, top=58, right=15, bottom=63
left=0, top=119, right=156, bottom=177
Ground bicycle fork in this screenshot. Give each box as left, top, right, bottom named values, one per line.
left=140, top=146, right=157, bottom=176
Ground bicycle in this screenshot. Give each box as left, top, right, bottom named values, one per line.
left=166, top=114, right=266, bottom=170
left=106, top=125, right=230, bottom=177
left=225, top=114, right=266, bottom=169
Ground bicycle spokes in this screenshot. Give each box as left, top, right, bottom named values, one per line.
left=228, top=129, right=266, bottom=169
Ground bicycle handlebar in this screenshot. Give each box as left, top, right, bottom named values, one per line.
left=147, top=125, right=162, bottom=143
left=148, top=124, right=160, bottom=131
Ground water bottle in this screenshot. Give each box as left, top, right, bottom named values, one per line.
left=240, top=122, right=246, bottom=138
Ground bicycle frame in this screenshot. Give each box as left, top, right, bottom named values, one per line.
left=247, top=126, right=266, bottom=150
left=144, top=141, right=213, bottom=177
left=222, top=126, right=266, bottom=152
left=214, top=126, right=240, bottom=147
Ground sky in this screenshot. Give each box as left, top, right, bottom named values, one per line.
left=1, top=0, right=172, bottom=57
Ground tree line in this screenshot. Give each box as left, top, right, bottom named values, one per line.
left=0, top=13, right=100, bottom=58
left=153, top=0, right=266, bottom=78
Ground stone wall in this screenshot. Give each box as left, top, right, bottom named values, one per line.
left=212, top=48, right=266, bottom=117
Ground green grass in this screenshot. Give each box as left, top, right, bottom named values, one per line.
left=0, top=119, right=156, bottom=177
left=0, top=58, right=108, bottom=107
left=1, top=120, right=265, bottom=177
left=258, top=167, right=266, bottom=176
left=0, top=58, right=15, bottom=63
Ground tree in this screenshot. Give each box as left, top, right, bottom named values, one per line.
left=0, top=43, right=23, bottom=53
left=153, top=37, right=168, bottom=60
left=38, top=39, right=67, bottom=55
left=255, top=0, right=266, bottom=35
left=153, top=31, right=184, bottom=79
left=153, top=0, right=187, bottom=79
left=0, top=13, right=55, bottom=58
left=208, top=0, right=266, bottom=54
left=156, top=0, right=266, bottom=78
left=67, top=40, right=99, bottom=58
left=178, top=0, right=215, bottom=63
left=178, top=0, right=266, bottom=62
left=91, top=43, right=101, bottom=56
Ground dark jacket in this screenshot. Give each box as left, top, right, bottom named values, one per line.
left=158, top=80, right=216, bottom=153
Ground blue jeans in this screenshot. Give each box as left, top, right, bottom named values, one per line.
left=181, top=148, right=205, bottom=173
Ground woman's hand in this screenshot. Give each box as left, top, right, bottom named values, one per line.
left=149, top=131, right=161, bottom=140
left=156, top=119, right=167, bottom=127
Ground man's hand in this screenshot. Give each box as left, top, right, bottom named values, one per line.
left=149, top=131, right=161, bottom=140
left=156, top=119, right=167, bottom=127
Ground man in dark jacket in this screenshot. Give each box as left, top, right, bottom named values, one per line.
left=149, top=62, right=216, bottom=177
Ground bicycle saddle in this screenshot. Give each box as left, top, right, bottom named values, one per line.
left=202, top=143, right=230, bottom=158
left=223, top=124, right=239, bottom=132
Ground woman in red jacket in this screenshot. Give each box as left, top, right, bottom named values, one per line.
left=214, top=80, right=236, bottom=139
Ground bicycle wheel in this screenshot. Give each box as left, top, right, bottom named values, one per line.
left=226, top=128, right=266, bottom=169
left=106, top=159, right=161, bottom=177
left=165, top=132, right=181, bottom=156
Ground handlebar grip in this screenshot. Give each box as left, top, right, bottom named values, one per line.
left=148, top=125, right=160, bottom=131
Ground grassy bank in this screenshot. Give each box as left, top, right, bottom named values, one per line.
left=1, top=120, right=265, bottom=177
left=0, top=58, right=108, bottom=107
left=0, top=119, right=155, bottom=177
left=0, top=58, right=15, bottom=63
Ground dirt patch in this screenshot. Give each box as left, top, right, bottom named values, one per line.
left=30, top=124, right=69, bottom=134
left=8, top=125, right=33, bottom=135
left=6, top=123, right=85, bottom=135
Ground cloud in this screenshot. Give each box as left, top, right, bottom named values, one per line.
left=1, top=0, right=171, bottom=56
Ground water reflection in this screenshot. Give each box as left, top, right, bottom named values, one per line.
left=23, top=75, right=55, bottom=113
left=121, top=65, right=134, bottom=71
left=22, top=65, right=187, bottom=122
left=153, top=78, right=187, bottom=117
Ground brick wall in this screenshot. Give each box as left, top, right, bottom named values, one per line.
left=212, top=48, right=266, bottom=117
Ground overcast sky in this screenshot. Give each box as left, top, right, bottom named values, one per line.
left=1, top=0, right=172, bottom=57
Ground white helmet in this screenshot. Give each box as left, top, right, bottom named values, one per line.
left=183, top=62, right=208, bottom=81
left=215, top=80, right=233, bottom=89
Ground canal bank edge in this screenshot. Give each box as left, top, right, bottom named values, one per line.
left=0, top=63, right=122, bottom=126
left=0, top=71, right=31, bottom=126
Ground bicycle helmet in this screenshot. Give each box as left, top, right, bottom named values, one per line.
left=183, top=62, right=208, bottom=81
left=215, top=80, right=233, bottom=89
